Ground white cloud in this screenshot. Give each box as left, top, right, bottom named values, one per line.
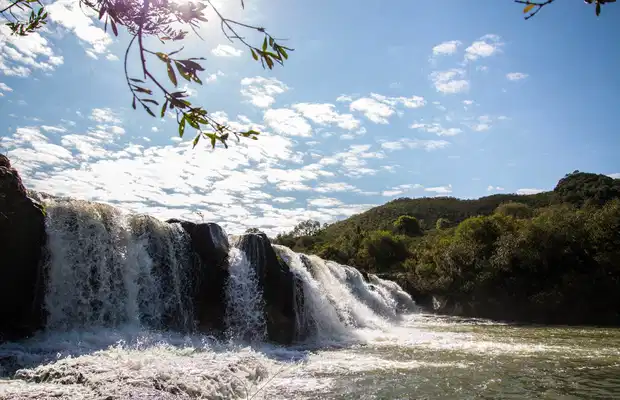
left=429, top=69, right=469, bottom=94
left=349, top=93, right=425, bottom=124
left=382, top=183, right=423, bottom=197
left=432, top=40, right=462, bottom=56
left=264, top=108, right=313, bottom=137
left=381, top=138, right=450, bottom=151
left=607, top=173, right=620, bottom=179
left=273, top=197, right=296, bottom=203
left=487, top=185, right=505, bottom=192
left=463, top=100, right=474, bottom=105
left=410, top=122, right=462, bottom=136
left=465, top=34, right=503, bottom=62
left=425, top=184, right=452, bottom=195
left=314, top=182, right=359, bottom=193
left=506, top=72, right=529, bottom=81
left=211, top=44, right=243, bottom=57
left=292, top=103, right=360, bottom=130
left=90, top=108, right=121, bottom=124
left=307, top=197, right=344, bottom=208
left=151, top=127, right=159, bottom=132
left=0, top=25, right=63, bottom=77
left=464, top=115, right=502, bottom=132
left=41, top=125, right=68, bottom=133
left=517, top=188, right=545, bottom=195
left=0, top=82, right=12, bottom=92
left=240, top=77, right=288, bottom=108
left=46, top=0, right=114, bottom=59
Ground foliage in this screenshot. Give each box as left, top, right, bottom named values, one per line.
left=273, top=171, right=620, bottom=325
left=516, top=0, right=615, bottom=19
left=393, top=215, right=423, bottom=237
left=494, top=201, right=533, bottom=219
left=1, top=0, right=293, bottom=149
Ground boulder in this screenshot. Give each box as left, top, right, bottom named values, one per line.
left=237, top=233, right=297, bottom=344
left=167, top=219, right=230, bottom=333
left=0, top=155, right=47, bottom=342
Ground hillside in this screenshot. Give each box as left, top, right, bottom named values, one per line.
left=273, top=171, right=620, bottom=325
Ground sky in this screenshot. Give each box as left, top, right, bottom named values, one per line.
left=1, top=0, right=620, bottom=236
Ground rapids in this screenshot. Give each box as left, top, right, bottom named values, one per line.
left=1, top=198, right=619, bottom=399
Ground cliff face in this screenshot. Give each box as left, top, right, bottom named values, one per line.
left=0, top=155, right=47, bottom=341
left=0, top=157, right=300, bottom=344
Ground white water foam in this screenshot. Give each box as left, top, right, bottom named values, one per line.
left=225, top=247, right=266, bottom=342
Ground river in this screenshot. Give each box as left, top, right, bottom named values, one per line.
left=1, top=198, right=619, bottom=399
left=2, top=314, right=619, bottom=399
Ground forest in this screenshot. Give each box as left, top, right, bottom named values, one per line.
left=272, top=171, right=620, bottom=325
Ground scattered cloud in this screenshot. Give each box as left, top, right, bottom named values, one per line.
left=90, top=108, right=121, bottom=124
left=608, top=173, right=620, bottom=179
left=425, top=184, right=452, bottom=195
left=429, top=69, right=469, bottom=94
left=381, top=138, right=450, bottom=151
left=263, top=108, right=313, bottom=137
left=0, top=82, right=12, bottom=92
left=506, top=72, right=529, bottom=81
left=382, top=183, right=423, bottom=197
left=348, top=93, right=426, bottom=124
left=307, top=197, right=344, bottom=207
left=487, top=185, right=505, bottom=192
left=240, top=77, right=288, bottom=108
left=273, top=197, right=296, bottom=204
left=464, top=34, right=503, bottom=62
left=410, top=122, right=462, bottom=136
left=432, top=40, right=462, bottom=56
left=0, top=25, right=63, bottom=77
left=292, top=103, right=360, bottom=130
left=47, top=0, right=114, bottom=59
left=211, top=44, right=243, bottom=57
left=517, top=188, right=545, bottom=195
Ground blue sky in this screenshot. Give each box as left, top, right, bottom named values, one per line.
left=1, top=0, right=619, bottom=235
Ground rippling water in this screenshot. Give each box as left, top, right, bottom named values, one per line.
left=2, top=314, right=619, bottom=400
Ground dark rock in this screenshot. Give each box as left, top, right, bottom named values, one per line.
left=0, top=155, right=47, bottom=342
left=237, top=233, right=297, bottom=344
left=168, top=219, right=230, bottom=333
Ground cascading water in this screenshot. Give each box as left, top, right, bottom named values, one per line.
left=224, top=247, right=266, bottom=342
left=42, top=198, right=195, bottom=332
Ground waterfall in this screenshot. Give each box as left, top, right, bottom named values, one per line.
left=224, top=247, right=266, bottom=341
left=43, top=199, right=195, bottom=332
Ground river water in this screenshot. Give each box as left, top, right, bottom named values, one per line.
left=1, top=314, right=619, bottom=399
left=1, top=198, right=619, bottom=399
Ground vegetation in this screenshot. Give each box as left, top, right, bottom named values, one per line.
left=273, top=171, right=620, bottom=325
left=2, top=0, right=292, bottom=149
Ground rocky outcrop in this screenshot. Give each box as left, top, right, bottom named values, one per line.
left=237, top=233, right=298, bottom=344
left=0, top=155, right=47, bottom=342
left=168, top=219, right=230, bottom=334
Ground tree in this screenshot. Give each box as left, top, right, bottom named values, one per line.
left=436, top=218, right=451, bottom=230
left=393, top=215, right=423, bottom=237
left=516, top=0, right=615, bottom=19
left=495, top=202, right=533, bottom=219
left=245, top=227, right=261, bottom=234
left=291, top=219, right=322, bottom=237
left=1, top=0, right=293, bottom=149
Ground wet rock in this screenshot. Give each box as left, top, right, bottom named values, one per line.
left=237, top=233, right=297, bottom=344
left=168, top=220, right=230, bottom=333
left=0, top=155, right=47, bottom=342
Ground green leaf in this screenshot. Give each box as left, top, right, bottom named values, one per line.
left=167, top=62, right=178, bottom=86
left=143, top=104, right=156, bottom=117
left=211, top=135, right=216, bottom=148
left=251, top=49, right=259, bottom=61
left=265, top=56, right=274, bottom=69
left=178, top=59, right=204, bottom=71
left=279, top=47, right=288, bottom=60
left=142, top=99, right=159, bottom=105
left=186, top=117, right=200, bottom=129
left=111, top=20, right=118, bottom=36
left=262, top=37, right=268, bottom=51
left=160, top=101, right=168, bottom=118
left=596, top=2, right=601, bottom=15
left=192, top=133, right=201, bottom=149
left=179, top=116, right=186, bottom=137
left=156, top=52, right=168, bottom=62
left=132, top=96, right=136, bottom=110
left=523, top=4, right=535, bottom=13
left=130, top=78, right=145, bottom=83
left=269, top=37, right=274, bottom=47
